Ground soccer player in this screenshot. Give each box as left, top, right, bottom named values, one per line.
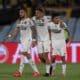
left=48, top=12, right=71, bottom=77
left=32, top=7, right=51, bottom=76
left=4, top=7, right=40, bottom=77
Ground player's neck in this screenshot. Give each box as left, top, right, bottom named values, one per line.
left=53, top=21, right=60, bottom=24
left=36, top=15, right=44, bottom=20
left=20, top=16, right=27, bottom=20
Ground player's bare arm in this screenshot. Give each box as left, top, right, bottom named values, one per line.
left=31, top=26, right=37, bottom=47
left=64, top=28, right=71, bottom=43
left=4, top=27, right=20, bottom=41
left=48, top=28, right=52, bottom=48
left=60, top=21, right=71, bottom=43
left=48, top=27, right=51, bottom=41
left=31, top=26, right=37, bottom=40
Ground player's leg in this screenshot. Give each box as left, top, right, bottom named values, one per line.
left=50, top=55, right=56, bottom=76
left=13, top=52, right=26, bottom=77
left=37, top=41, right=50, bottom=76
left=26, top=40, right=40, bottom=77
left=43, top=52, right=51, bottom=76
left=42, top=41, right=51, bottom=76
left=60, top=41, right=66, bottom=77
left=26, top=53, right=40, bottom=77
left=61, top=55, right=66, bottom=77
left=50, top=40, right=58, bottom=76
left=14, top=39, right=40, bottom=77
left=18, top=53, right=25, bottom=74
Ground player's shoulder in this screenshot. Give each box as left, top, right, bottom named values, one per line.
left=50, top=21, right=53, bottom=24
left=44, top=15, right=51, bottom=21
left=46, top=22, right=53, bottom=27
left=25, top=18, right=33, bottom=23
left=44, top=15, right=51, bottom=19
left=25, top=17, right=31, bottom=21
left=32, top=16, right=36, bottom=20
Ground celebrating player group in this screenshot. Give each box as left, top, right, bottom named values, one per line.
left=4, top=6, right=71, bottom=77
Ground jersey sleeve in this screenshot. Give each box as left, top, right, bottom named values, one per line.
left=46, top=16, right=51, bottom=22
left=63, top=22, right=68, bottom=29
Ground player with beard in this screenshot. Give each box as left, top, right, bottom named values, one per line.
left=4, top=7, right=40, bottom=77
left=32, top=7, right=51, bottom=76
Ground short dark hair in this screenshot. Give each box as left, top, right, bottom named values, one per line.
left=35, top=7, right=45, bottom=13
left=52, top=12, right=60, bottom=19
left=18, top=7, right=27, bottom=12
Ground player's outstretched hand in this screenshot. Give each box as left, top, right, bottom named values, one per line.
left=66, top=38, right=71, bottom=46
left=3, top=35, right=11, bottom=42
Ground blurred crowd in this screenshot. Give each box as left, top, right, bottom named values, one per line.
left=0, top=0, right=80, bottom=9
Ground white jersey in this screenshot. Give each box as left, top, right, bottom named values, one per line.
left=48, top=22, right=67, bottom=40
left=16, top=18, right=34, bottom=40
left=48, top=22, right=67, bottom=56
left=32, top=16, right=51, bottom=41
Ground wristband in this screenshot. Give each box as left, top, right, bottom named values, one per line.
left=8, top=34, right=12, bottom=38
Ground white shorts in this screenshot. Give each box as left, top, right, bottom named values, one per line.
left=37, top=40, right=50, bottom=54
left=21, top=38, right=32, bottom=53
left=52, top=40, right=66, bottom=56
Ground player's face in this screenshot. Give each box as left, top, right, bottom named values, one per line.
left=35, top=10, right=43, bottom=18
left=19, top=10, right=26, bottom=19
left=52, top=16, right=60, bottom=24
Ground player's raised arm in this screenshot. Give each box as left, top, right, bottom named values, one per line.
left=60, top=21, right=71, bottom=43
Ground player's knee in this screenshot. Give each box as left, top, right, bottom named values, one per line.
left=22, top=52, right=26, bottom=56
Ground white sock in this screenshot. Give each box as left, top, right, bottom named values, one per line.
left=28, top=59, right=39, bottom=73
left=46, top=64, right=50, bottom=74
left=62, top=64, right=66, bottom=75
left=19, top=55, right=25, bottom=74
left=51, top=63, right=56, bottom=70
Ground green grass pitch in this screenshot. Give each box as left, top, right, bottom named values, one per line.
left=0, top=63, right=80, bottom=80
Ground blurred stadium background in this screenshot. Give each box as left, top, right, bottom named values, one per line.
left=0, top=0, right=80, bottom=64
left=0, top=0, right=80, bottom=80
left=0, top=0, right=80, bottom=42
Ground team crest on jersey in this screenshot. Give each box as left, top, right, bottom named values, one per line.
left=0, top=44, right=9, bottom=63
